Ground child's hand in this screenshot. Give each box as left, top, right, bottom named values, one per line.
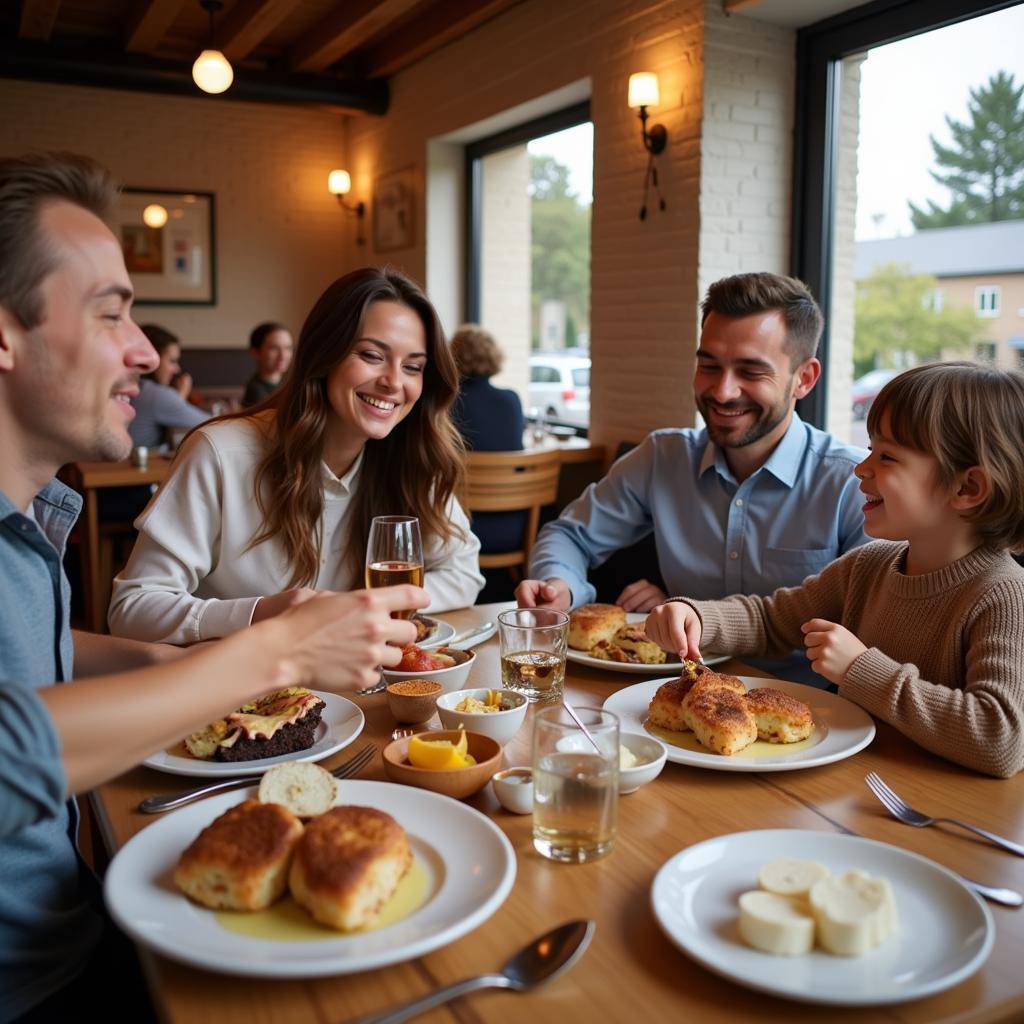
left=801, top=618, right=867, bottom=684
left=646, top=602, right=702, bottom=662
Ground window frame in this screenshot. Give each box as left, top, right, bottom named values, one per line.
left=463, top=100, right=591, bottom=323
left=791, top=0, right=1019, bottom=427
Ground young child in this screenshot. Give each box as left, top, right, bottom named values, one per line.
left=645, top=362, right=1024, bottom=777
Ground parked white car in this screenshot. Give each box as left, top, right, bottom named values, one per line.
left=528, top=354, right=590, bottom=428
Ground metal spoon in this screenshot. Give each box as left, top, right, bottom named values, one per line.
left=349, top=919, right=595, bottom=1024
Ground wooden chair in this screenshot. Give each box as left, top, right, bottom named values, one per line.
left=463, top=448, right=563, bottom=576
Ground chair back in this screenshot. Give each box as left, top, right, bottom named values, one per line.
left=463, top=448, right=562, bottom=572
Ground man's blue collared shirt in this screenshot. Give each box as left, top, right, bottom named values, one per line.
left=529, top=413, right=868, bottom=627
left=0, top=480, right=103, bottom=1022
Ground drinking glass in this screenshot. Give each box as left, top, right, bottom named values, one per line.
left=365, top=516, right=423, bottom=619
left=532, top=706, right=619, bottom=863
left=497, top=607, right=569, bottom=703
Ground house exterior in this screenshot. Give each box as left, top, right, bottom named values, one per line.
left=856, top=219, right=1024, bottom=371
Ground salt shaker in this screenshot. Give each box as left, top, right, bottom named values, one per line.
left=131, top=445, right=149, bottom=469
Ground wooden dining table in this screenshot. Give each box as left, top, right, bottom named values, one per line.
left=63, top=455, right=175, bottom=633
left=91, top=602, right=1024, bottom=1024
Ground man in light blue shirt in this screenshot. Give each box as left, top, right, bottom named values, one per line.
left=518, top=272, right=868, bottom=683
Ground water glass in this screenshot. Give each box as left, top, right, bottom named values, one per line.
left=532, top=706, right=619, bottom=863
left=497, top=607, right=569, bottom=704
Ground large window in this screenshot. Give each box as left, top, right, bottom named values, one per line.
left=793, top=0, right=1022, bottom=442
left=466, top=103, right=593, bottom=431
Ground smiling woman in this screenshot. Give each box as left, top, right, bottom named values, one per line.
left=107, top=267, right=484, bottom=645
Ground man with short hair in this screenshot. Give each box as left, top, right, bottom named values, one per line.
left=242, top=321, right=293, bottom=406
left=0, top=152, right=425, bottom=1022
left=517, top=272, right=868, bottom=683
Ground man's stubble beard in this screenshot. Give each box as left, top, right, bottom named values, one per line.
left=698, top=376, right=795, bottom=450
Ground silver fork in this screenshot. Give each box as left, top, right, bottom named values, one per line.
left=865, top=771, right=1024, bottom=857
left=138, top=743, right=376, bottom=813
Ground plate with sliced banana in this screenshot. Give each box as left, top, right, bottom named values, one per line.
left=651, top=829, right=993, bottom=1006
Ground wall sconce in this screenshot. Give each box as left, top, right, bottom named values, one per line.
left=328, top=169, right=366, bottom=244
left=192, top=0, right=234, bottom=95
left=628, top=72, right=667, bottom=221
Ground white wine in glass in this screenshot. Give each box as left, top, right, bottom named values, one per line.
left=365, top=515, right=423, bottom=618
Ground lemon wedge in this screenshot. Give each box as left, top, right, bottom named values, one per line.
left=408, top=730, right=471, bottom=770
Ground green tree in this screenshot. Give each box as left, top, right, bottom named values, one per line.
left=530, top=155, right=590, bottom=348
left=909, top=71, right=1024, bottom=228
left=854, top=263, right=983, bottom=376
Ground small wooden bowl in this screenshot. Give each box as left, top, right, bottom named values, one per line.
left=382, top=729, right=502, bottom=799
left=385, top=679, right=443, bottom=724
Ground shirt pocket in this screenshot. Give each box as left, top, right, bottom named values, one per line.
left=761, top=546, right=834, bottom=585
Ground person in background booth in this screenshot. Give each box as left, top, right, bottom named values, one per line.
left=109, top=267, right=484, bottom=644
left=450, top=324, right=528, bottom=563
left=242, top=321, right=294, bottom=407
left=128, top=323, right=208, bottom=448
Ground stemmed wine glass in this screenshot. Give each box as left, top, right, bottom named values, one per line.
left=365, top=515, right=423, bottom=619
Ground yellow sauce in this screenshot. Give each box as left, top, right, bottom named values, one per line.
left=645, top=722, right=820, bottom=759
left=215, top=857, right=431, bottom=941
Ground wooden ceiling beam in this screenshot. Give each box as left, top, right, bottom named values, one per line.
left=287, top=0, right=422, bottom=74
left=216, top=0, right=294, bottom=62
left=360, top=0, right=523, bottom=78
left=18, top=0, right=62, bottom=41
left=124, top=0, right=186, bottom=54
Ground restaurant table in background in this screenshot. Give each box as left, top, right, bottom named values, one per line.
left=91, top=603, right=1024, bottom=1024
left=62, top=456, right=174, bottom=633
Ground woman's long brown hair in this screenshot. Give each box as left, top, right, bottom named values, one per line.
left=226, top=267, right=464, bottom=588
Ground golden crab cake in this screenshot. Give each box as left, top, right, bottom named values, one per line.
left=173, top=800, right=304, bottom=911
left=647, top=678, right=693, bottom=732
left=608, top=625, right=667, bottom=665
left=568, top=603, right=626, bottom=650
left=686, top=688, right=758, bottom=756
left=289, top=805, right=412, bottom=931
left=681, top=670, right=747, bottom=718
left=745, top=687, right=814, bottom=744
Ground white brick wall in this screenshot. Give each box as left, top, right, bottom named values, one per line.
left=479, top=145, right=531, bottom=399
left=700, top=0, right=795, bottom=301
left=0, top=81, right=348, bottom=348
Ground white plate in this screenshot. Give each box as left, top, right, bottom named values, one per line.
left=651, top=829, right=993, bottom=1005
left=447, top=620, right=497, bottom=650
left=142, top=692, right=364, bottom=778
left=416, top=616, right=455, bottom=649
left=104, top=780, right=516, bottom=978
left=566, top=612, right=728, bottom=674
left=603, top=676, right=875, bottom=771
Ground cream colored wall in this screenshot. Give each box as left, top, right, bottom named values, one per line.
left=0, top=80, right=348, bottom=348
left=346, top=0, right=707, bottom=451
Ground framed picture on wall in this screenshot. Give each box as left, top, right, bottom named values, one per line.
left=373, top=167, right=415, bottom=251
left=114, top=188, right=216, bottom=305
